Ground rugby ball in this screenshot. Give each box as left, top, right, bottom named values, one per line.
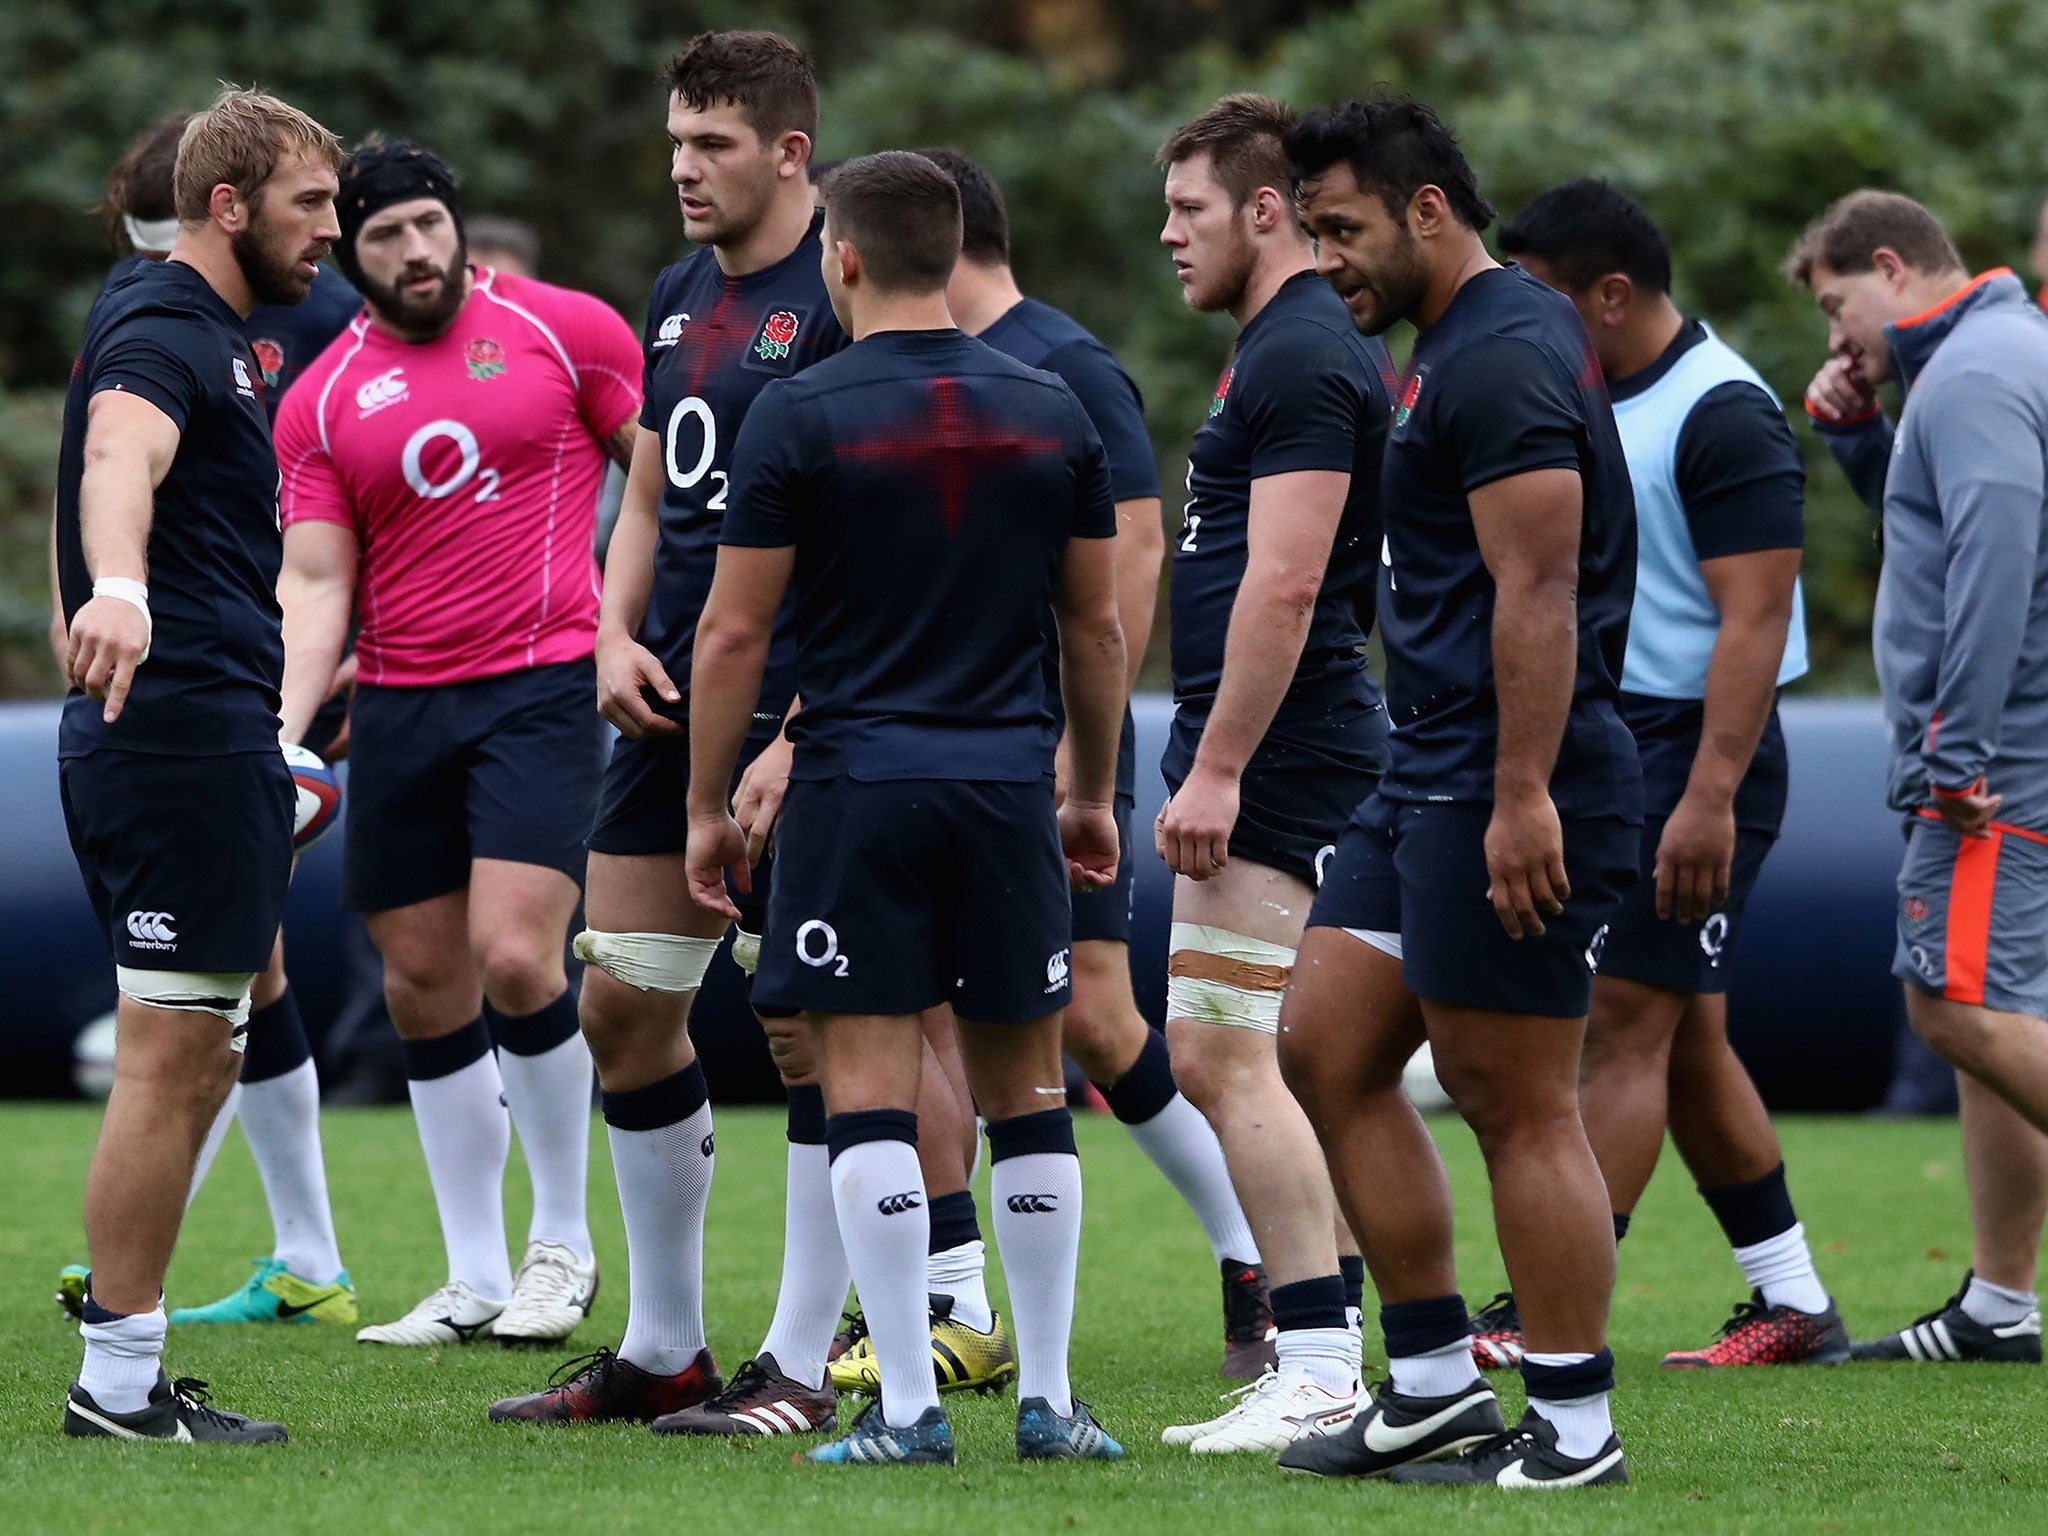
left=283, top=742, right=343, bottom=853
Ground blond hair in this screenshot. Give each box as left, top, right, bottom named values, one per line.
left=173, top=85, right=342, bottom=221
left=1157, top=93, right=1298, bottom=209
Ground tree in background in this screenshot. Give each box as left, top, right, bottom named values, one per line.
left=6, top=0, right=2047, bottom=690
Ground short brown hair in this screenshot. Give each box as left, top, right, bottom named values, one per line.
left=1783, top=190, right=1965, bottom=289
left=1157, top=93, right=1298, bottom=209
left=667, top=30, right=819, bottom=147
left=102, top=113, right=192, bottom=234
left=821, top=152, right=962, bottom=295
left=172, top=86, right=342, bottom=222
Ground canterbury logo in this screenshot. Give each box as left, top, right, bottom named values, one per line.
left=1006, top=1194, right=1060, bottom=1214
left=701, top=1133, right=715, bottom=1157
left=876, top=1192, right=923, bottom=1216
left=125, top=910, right=177, bottom=944
left=355, top=367, right=408, bottom=414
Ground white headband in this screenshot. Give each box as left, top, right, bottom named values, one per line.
left=122, top=214, right=181, bottom=254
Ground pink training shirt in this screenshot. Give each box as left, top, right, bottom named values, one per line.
left=276, top=268, right=641, bottom=686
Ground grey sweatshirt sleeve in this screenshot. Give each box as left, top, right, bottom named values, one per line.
left=1811, top=408, right=1894, bottom=514
left=1921, top=370, right=2048, bottom=795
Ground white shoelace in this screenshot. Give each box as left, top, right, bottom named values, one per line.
left=509, top=1251, right=586, bottom=1313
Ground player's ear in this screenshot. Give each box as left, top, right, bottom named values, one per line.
left=1249, top=184, right=1287, bottom=234
left=208, top=182, right=245, bottom=234
left=1409, top=185, right=1446, bottom=240
left=1595, top=272, right=1632, bottom=324
left=1871, top=246, right=1909, bottom=292
left=834, top=238, right=861, bottom=289
left=777, top=130, right=812, bottom=181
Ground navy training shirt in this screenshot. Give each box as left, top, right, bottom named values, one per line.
left=721, top=328, right=1117, bottom=784
left=56, top=259, right=286, bottom=757
left=1613, top=318, right=1804, bottom=830
left=637, top=210, right=849, bottom=728
left=1378, top=263, right=1641, bottom=818
left=981, top=297, right=1157, bottom=797
left=246, top=263, right=361, bottom=420
left=1170, top=270, right=1395, bottom=720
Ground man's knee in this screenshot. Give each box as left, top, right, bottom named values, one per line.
left=1908, top=989, right=1997, bottom=1070
left=1436, top=1048, right=1578, bottom=1154
left=476, top=936, right=564, bottom=1014
left=1063, top=952, right=1146, bottom=1083
left=761, top=1010, right=817, bottom=1085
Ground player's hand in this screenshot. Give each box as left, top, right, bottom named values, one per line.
left=1156, top=762, right=1239, bottom=880
left=1052, top=730, right=1074, bottom=811
left=685, top=811, right=748, bottom=919
left=1803, top=356, right=1877, bottom=425
left=1655, top=789, right=1735, bottom=924
left=597, top=632, right=682, bottom=738
left=66, top=595, right=149, bottom=724
left=320, top=653, right=358, bottom=762
left=1059, top=798, right=1120, bottom=891
left=1932, top=780, right=2002, bottom=839
left=733, top=731, right=793, bottom=864
left=1484, top=789, right=1569, bottom=939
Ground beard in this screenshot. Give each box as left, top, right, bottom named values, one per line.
left=358, top=243, right=470, bottom=339
left=1348, top=225, right=1432, bottom=336
left=1185, top=229, right=1259, bottom=316
left=231, top=217, right=319, bottom=307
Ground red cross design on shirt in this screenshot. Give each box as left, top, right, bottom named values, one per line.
left=835, top=374, right=1063, bottom=536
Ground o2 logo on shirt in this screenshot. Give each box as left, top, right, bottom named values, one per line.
left=665, top=395, right=728, bottom=509
left=401, top=419, right=501, bottom=503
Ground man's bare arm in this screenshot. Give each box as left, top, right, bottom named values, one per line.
left=1471, top=466, right=1582, bottom=938
left=276, top=521, right=359, bottom=745
left=68, top=390, right=180, bottom=721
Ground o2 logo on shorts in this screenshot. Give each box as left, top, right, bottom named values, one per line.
left=1044, top=948, right=1071, bottom=994
left=1698, top=912, right=1730, bottom=968
left=796, top=919, right=850, bottom=976
left=1314, top=844, right=1336, bottom=888
left=1583, top=923, right=1609, bottom=974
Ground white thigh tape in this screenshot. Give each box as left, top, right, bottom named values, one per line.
left=1164, top=923, right=1295, bottom=1034
left=115, top=967, right=256, bottom=1029
left=573, top=929, right=723, bottom=992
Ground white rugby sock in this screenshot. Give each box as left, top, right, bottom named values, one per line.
left=1124, top=1095, right=1260, bottom=1264
left=78, top=1303, right=167, bottom=1415
left=1390, top=1335, right=1481, bottom=1399
left=187, top=1083, right=242, bottom=1209
left=830, top=1125, right=939, bottom=1427
left=758, top=1140, right=850, bottom=1389
left=237, top=1060, right=344, bottom=1285
left=606, top=1072, right=715, bottom=1377
left=1961, top=1275, right=2039, bottom=1328
left=405, top=1042, right=514, bottom=1303
left=929, top=1240, right=994, bottom=1333
left=1277, top=1326, right=1360, bottom=1398
left=497, top=1032, right=595, bottom=1262
left=989, top=1117, right=1084, bottom=1419
left=1733, top=1221, right=1830, bottom=1315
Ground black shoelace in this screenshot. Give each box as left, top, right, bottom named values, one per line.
left=1715, top=1297, right=1773, bottom=1338
left=545, top=1347, right=620, bottom=1389
left=837, top=1311, right=869, bottom=1349
left=710, top=1358, right=773, bottom=1406
left=1472, top=1292, right=1520, bottom=1331
left=168, top=1377, right=245, bottom=1432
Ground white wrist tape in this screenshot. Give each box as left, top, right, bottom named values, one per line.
left=573, top=929, right=723, bottom=993
left=93, top=577, right=152, bottom=665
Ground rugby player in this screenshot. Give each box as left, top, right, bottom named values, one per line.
left=1787, top=192, right=2048, bottom=1365
left=843, top=146, right=1267, bottom=1383
left=685, top=149, right=1130, bottom=1466
left=1152, top=95, right=1395, bottom=1451
left=491, top=31, right=862, bottom=1432
left=274, top=138, right=641, bottom=1346
left=1278, top=98, right=1641, bottom=1488
left=52, top=110, right=360, bottom=1332
left=1476, top=180, right=1844, bottom=1368
left=55, top=87, right=340, bottom=1442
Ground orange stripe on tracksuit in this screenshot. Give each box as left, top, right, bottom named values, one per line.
left=1943, top=828, right=2001, bottom=1007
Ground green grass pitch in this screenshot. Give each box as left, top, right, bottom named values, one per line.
left=1, top=1104, right=2041, bottom=1533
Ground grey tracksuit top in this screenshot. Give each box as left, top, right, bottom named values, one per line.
left=1816, top=270, right=2048, bottom=827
